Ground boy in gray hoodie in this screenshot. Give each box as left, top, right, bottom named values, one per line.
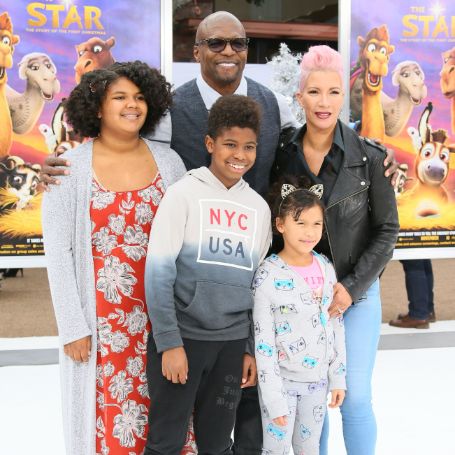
left=144, top=95, right=272, bottom=455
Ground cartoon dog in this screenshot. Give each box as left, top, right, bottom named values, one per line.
left=0, top=155, right=41, bottom=211
left=393, top=163, right=412, bottom=197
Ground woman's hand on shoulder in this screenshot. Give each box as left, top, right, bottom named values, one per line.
left=328, top=282, right=352, bottom=317
left=64, top=335, right=91, bottom=362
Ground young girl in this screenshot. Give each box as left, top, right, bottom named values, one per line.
left=42, top=61, right=195, bottom=455
left=253, top=180, right=346, bottom=455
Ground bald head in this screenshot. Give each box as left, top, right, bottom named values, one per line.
left=193, top=11, right=248, bottom=95
left=196, top=11, right=245, bottom=42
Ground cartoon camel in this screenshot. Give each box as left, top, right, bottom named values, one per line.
left=351, top=61, right=427, bottom=137
left=356, top=25, right=395, bottom=141
left=74, top=36, right=115, bottom=83
left=0, top=12, right=20, bottom=158
left=382, top=61, right=427, bottom=136
left=440, top=46, right=455, bottom=134
left=404, top=102, right=455, bottom=217
left=6, top=52, right=61, bottom=134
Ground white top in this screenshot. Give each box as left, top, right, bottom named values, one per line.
left=196, top=74, right=248, bottom=109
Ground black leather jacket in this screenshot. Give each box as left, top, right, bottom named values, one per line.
left=273, top=121, right=399, bottom=302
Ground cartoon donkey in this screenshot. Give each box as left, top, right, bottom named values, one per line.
left=405, top=102, right=455, bottom=217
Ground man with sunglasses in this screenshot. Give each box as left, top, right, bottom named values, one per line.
left=152, top=10, right=299, bottom=199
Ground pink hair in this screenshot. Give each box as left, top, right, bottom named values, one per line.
left=299, top=45, right=344, bottom=90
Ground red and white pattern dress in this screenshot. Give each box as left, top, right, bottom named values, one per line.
left=90, top=174, right=197, bottom=455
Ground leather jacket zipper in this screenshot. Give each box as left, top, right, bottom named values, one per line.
left=325, top=220, right=336, bottom=278
left=325, top=186, right=369, bottom=210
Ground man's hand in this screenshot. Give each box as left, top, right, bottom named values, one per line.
left=40, top=155, right=71, bottom=188
left=241, top=353, right=257, bottom=388
left=162, top=346, right=188, bottom=384
left=371, top=138, right=399, bottom=186
left=383, top=146, right=399, bottom=185
left=272, top=415, right=288, bottom=426
left=64, top=335, right=91, bottom=362
left=328, top=389, right=345, bottom=408
left=328, top=282, right=352, bottom=318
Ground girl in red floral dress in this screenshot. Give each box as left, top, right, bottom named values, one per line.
left=43, top=62, right=196, bottom=455
left=91, top=174, right=163, bottom=454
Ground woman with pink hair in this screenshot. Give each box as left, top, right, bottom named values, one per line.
left=271, top=45, right=399, bottom=455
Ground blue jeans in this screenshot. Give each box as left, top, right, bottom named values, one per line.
left=320, top=279, right=381, bottom=455
left=400, top=259, right=434, bottom=320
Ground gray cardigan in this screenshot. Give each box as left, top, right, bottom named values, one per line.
left=42, top=138, right=186, bottom=455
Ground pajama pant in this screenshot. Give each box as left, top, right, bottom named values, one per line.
left=259, top=378, right=328, bottom=455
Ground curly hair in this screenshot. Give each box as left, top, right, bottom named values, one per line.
left=64, top=60, right=172, bottom=138
left=207, top=94, right=261, bottom=139
left=268, top=175, right=325, bottom=234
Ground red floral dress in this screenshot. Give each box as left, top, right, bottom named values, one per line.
left=90, top=174, right=197, bottom=455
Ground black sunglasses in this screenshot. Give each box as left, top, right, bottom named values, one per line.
left=195, top=37, right=250, bottom=53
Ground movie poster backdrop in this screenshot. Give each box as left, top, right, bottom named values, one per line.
left=346, top=0, right=455, bottom=258
left=0, top=0, right=163, bottom=266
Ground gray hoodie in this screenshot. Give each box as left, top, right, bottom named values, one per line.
left=145, top=167, right=272, bottom=353
left=253, top=253, right=346, bottom=419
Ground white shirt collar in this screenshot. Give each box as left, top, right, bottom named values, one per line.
left=196, top=74, right=248, bottom=110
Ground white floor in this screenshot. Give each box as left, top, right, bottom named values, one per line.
left=1, top=338, right=454, bottom=454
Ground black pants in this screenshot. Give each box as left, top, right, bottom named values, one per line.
left=232, top=385, right=263, bottom=455
left=145, top=337, right=246, bottom=455
left=400, top=259, right=434, bottom=319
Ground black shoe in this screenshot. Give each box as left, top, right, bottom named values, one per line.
left=0, top=268, right=24, bottom=278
